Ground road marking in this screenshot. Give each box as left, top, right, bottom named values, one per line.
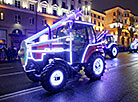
left=0, top=72, right=24, bottom=77
left=0, top=67, right=14, bottom=70
left=0, top=63, right=12, bottom=66
left=0, top=86, right=43, bottom=101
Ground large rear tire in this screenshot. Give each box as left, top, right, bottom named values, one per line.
left=41, top=63, right=68, bottom=93
left=84, top=53, right=105, bottom=81
left=109, top=46, right=118, bottom=58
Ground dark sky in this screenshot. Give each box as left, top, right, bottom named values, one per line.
left=92, top=0, right=138, bottom=15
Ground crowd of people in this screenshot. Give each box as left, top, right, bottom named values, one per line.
left=0, top=47, right=18, bottom=61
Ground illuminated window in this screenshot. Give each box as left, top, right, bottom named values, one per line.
left=42, top=7, right=46, bottom=13
left=113, top=12, right=116, bottom=16
left=15, top=15, right=21, bottom=24
left=30, top=4, right=34, bottom=11
left=29, top=17, right=34, bottom=25
left=91, top=13, right=93, bottom=16
left=15, top=0, right=20, bottom=8
left=0, top=12, right=4, bottom=21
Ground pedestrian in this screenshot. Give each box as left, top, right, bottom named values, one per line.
left=1, top=48, right=5, bottom=61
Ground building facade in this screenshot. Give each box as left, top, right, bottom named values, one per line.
left=134, top=16, right=138, bottom=36
left=104, top=6, right=137, bottom=47
left=0, top=0, right=92, bottom=49
left=91, top=9, right=105, bottom=33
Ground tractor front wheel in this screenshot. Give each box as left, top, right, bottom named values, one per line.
left=41, top=63, right=68, bottom=93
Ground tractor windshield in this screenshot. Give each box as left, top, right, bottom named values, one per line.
left=51, top=22, right=70, bottom=39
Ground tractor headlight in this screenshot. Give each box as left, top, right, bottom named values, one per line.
left=18, top=48, right=25, bottom=58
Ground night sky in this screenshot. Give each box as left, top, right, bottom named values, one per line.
left=92, top=0, right=138, bottom=15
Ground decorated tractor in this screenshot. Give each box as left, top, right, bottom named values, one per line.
left=129, top=39, right=138, bottom=53
left=97, top=34, right=118, bottom=58
left=18, top=10, right=106, bottom=93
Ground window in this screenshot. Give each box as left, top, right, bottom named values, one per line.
left=71, top=5, right=74, bottom=10
left=53, top=10, right=57, bottom=16
left=98, top=22, right=100, bottom=26
left=136, top=19, right=138, bottom=22
left=124, top=13, right=127, bottom=17
left=94, top=14, right=96, bottom=17
left=29, top=17, right=34, bottom=25
left=42, top=7, right=46, bottom=13
left=63, top=12, right=66, bottom=16
left=98, top=16, right=100, bottom=19
left=102, top=17, right=104, bottom=20
left=15, top=0, right=20, bottom=8
left=15, top=15, right=21, bottom=24
left=72, top=24, right=89, bottom=51
left=78, top=0, right=81, bottom=3
left=91, top=13, right=93, bottom=17
left=0, top=12, right=4, bottom=21
left=94, top=19, right=96, bottom=24
left=52, top=0, right=56, bottom=4
left=113, top=12, right=116, bottom=16
left=118, top=10, right=121, bottom=16
left=30, top=4, right=34, bottom=11
left=79, top=17, right=82, bottom=21
left=42, top=19, right=47, bottom=26
left=87, top=27, right=96, bottom=44
left=124, top=19, right=127, bottom=24
left=62, top=2, right=65, bottom=8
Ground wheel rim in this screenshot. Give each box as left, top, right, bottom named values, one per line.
left=112, top=47, right=117, bottom=56
left=93, top=58, right=104, bottom=75
left=50, top=70, right=64, bottom=86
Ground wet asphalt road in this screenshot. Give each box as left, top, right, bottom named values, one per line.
left=1, top=52, right=138, bottom=102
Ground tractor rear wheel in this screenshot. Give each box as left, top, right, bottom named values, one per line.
left=84, top=53, right=105, bottom=81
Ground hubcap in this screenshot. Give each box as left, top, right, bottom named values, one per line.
left=112, top=47, right=117, bottom=56
left=50, top=70, right=64, bottom=86
left=93, top=58, right=104, bottom=75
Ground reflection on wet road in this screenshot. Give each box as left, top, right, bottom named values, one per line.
left=1, top=52, right=138, bottom=102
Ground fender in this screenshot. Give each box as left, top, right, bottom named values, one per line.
left=81, top=43, right=104, bottom=63
left=107, top=43, right=116, bottom=49
left=42, top=58, right=72, bottom=78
